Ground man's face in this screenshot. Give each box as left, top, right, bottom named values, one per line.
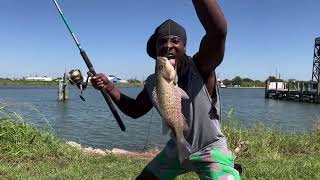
left=156, top=35, right=186, bottom=70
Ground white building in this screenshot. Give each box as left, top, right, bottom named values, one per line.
left=268, top=82, right=286, bottom=90
left=217, top=78, right=227, bottom=88
left=107, top=75, right=128, bottom=83
left=76, top=75, right=128, bottom=83
left=25, top=76, right=53, bottom=81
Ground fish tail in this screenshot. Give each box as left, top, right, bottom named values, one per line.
left=177, top=137, right=193, bottom=163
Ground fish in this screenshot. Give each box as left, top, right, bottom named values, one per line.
left=152, top=56, right=193, bottom=163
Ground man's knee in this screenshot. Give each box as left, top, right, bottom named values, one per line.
left=136, top=169, right=159, bottom=180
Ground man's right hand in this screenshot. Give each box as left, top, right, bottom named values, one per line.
left=90, top=73, right=115, bottom=92
left=89, top=72, right=153, bottom=119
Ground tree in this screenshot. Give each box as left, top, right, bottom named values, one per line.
left=127, top=79, right=141, bottom=83
left=267, top=76, right=283, bottom=82
left=243, top=78, right=253, bottom=82
left=268, top=76, right=277, bottom=82
left=231, top=76, right=242, bottom=85
left=223, top=79, right=232, bottom=86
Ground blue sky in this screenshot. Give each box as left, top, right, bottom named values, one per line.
left=1, top=0, right=319, bottom=81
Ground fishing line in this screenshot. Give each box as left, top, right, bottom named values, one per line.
left=52, top=0, right=126, bottom=131
left=143, top=108, right=154, bottom=150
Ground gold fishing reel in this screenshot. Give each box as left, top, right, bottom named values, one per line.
left=68, top=69, right=90, bottom=101
left=69, top=69, right=84, bottom=85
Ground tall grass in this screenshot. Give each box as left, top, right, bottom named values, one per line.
left=0, top=106, right=62, bottom=159
left=223, top=109, right=320, bottom=179
left=1, top=107, right=320, bottom=179
left=0, top=118, right=61, bottom=157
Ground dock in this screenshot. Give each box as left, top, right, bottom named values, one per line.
left=265, top=80, right=320, bottom=103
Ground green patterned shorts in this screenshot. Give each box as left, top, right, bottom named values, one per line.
left=143, top=147, right=240, bottom=180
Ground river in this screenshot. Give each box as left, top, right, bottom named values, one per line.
left=0, top=86, right=319, bottom=151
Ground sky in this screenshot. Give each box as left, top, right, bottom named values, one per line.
left=0, top=0, right=319, bottom=81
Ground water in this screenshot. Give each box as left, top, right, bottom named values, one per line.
left=0, top=86, right=319, bottom=151
left=221, top=88, right=320, bottom=132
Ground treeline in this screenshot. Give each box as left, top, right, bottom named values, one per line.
left=222, top=76, right=266, bottom=87
left=0, top=79, right=143, bottom=87
left=2, top=76, right=286, bottom=88
left=0, top=80, right=59, bottom=86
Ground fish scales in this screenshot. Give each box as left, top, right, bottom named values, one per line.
left=152, top=56, right=193, bottom=163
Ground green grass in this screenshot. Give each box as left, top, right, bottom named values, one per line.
left=0, top=119, right=60, bottom=157
left=223, top=114, right=320, bottom=180
left=0, top=80, right=59, bottom=86
left=224, top=126, right=320, bottom=179
left=1, top=110, right=320, bottom=179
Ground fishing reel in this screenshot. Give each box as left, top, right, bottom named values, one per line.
left=69, top=69, right=90, bottom=101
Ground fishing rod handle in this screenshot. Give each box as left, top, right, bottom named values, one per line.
left=80, top=50, right=94, bottom=71
left=100, top=88, right=126, bottom=131
left=80, top=50, right=126, bottom=131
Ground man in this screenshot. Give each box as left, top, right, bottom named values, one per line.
left=91, top=0, right=240, bottom=179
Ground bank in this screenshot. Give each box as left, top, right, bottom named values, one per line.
left=0, top=116, right=320, bottom=179
left=0, top=80, right=143, bottom=87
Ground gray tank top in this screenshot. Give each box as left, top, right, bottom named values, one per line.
left=145, top=58, right=227, bottom=153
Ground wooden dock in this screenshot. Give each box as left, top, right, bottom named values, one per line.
left=265, top=80, right=320, bottom=103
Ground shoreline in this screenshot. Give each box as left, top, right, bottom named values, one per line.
left=0, top=81, right=143, bottom=87
left=222, top=87, right=265, bottom=89
left=0, top=83, right=265, bottom=89
left=66, top=141, right=161, bottom=159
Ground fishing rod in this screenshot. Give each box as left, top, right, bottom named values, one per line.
left=52, top=0, right=126, bottom=131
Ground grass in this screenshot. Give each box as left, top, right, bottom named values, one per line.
left=0, top=80, right=59, bottom=86
left=224, top=125, right=320, bottom=179
left=1, top=109, right=320, bottom=179
left=223, top=113, right=320, bottom=179
left=0, top=118, right=197, bottom=179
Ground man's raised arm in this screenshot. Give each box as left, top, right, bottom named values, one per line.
left=192, top=0, right=227, bottom=79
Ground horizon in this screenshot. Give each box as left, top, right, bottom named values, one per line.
left=0, top=74, right=310, bottom=82
left=1, top=1, right=319, bottom=81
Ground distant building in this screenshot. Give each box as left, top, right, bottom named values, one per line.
left=118, top=79, right=128, bottom=83
left=72, top=75, right=128, bottom=83
left=108, top=75, right=128, bottom=83
left=267, top=82, right=286, bottom=90
left=25, top=76, right=53, bottom=81
left=217, top=79, right=227, bottom=88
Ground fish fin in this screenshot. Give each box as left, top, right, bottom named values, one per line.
left=177, top=137, right=193, bottom=163
left=175, top=86, right=189, bottom=100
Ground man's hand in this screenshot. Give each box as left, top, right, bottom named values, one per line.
left=90, top=73, right=115, bottom=92
left=89, top=73, right=153, bottom=119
